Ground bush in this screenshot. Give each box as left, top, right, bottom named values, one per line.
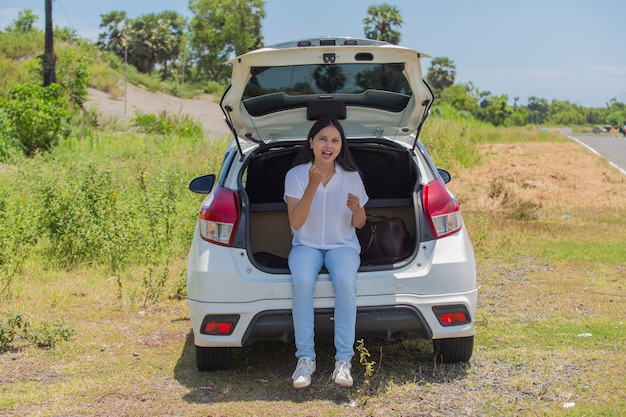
left=56, top=46, right=92, bottom=109
left=0, top=189, right=37, bottom=296
left=0, top=107, right=19, bottom=162
left=205, top=80, right=226, bottom=99
left=131, top=110, right=205, bottom=139
left=26, top=318, right=76, bottom=348
left=606, top=111, right=624, bottom=128
left=36, top=159, right=192, bottom=275
left=0, top=83, right=72, bottom=156
left=38, top=163, right=137, bottom=271
left=0, top=311, right=75, bottom=351
left=132, top=111, right=175, bottom=135
left=421, top=116, right=482, bottom=170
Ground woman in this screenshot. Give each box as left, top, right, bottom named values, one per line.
left=283, top=117, right=368, bottom=389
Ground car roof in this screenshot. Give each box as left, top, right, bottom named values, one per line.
left=221, top=37, right=434, bottom=145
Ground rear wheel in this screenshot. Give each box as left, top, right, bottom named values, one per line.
left=195, top=346, right=231, bottom=371
left=433, top=336, right=474, bottom=363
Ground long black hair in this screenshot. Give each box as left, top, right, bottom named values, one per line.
left=291, top=117, right=360, bottom=172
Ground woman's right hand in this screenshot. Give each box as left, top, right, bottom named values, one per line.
left=308, top=164, right=324, bottom=186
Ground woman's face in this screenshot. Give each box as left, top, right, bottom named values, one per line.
left=309, top=125, right=342, bottom=166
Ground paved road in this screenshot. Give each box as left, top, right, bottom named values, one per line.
left=563, top=132, right=626, bottom=175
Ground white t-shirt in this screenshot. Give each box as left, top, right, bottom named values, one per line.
left=284, top=162, right=369, bottom=252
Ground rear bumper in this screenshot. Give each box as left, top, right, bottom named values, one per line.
left=241, top=304, right=431, bottom=345
left=188, top=289, right=477, bottom=348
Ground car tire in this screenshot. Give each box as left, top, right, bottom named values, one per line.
left=195, top=346, right=231, bottom=371
left=433, top=336, right=474, bottom=363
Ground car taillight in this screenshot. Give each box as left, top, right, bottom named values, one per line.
left=200, top=315, right=240, bottom=335
left=198, top=185, right=240, bottom=246
left=432, top=305, right=471, bottom=326
left=423, top=178, right=462, bottom=238
left=203, top=322, right=234, bottom=334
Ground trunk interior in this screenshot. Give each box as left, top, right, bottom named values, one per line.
left=243, top=140, right=419, bottom=272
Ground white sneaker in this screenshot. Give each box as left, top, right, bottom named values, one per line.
left=332, top=360, right=353, bottom=387
left=292, top=358, right=316, bottom=389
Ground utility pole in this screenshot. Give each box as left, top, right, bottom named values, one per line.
left=43, top=0, right=56, bottom=86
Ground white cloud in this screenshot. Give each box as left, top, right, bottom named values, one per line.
left=587, top=66, right=626, bottom=77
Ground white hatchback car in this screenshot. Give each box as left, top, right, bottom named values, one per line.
left=187, top=37, right=477, bottom=371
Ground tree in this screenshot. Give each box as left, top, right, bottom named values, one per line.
left=189, top=0, right=265, bottom=84
left=363, top=3, right=403, bottom=44
left=583, top=107, right=605, bottom=125
left=439, top=83, right=478, bottom=113
left=547, top=100, right=584, bottom=125
left=97, top=11, right=128, bottom=58
left=509, top=106, right=529, bottom=126
left=425, top=57, right=456, bottom=93
left=605, top=111, right=623, bottom=128
left=605, top=98, right=626, bottom=125
left=481, top=94, right=512, bottom=126
left=126, top=11, right=185, bottom=78
left=5, top=9, right=38, bottom=32
left=527, top=96, right=548, bottom=124
left=605, top=97, right=625, bottom=113
left=153, top=12, right=186, bottom=79
left=97, top=11, right=185, bottom=79
left=551, top=110, right=584, bottom=125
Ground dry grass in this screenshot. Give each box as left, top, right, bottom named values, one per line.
left=1, top=139, right=625, bottom=416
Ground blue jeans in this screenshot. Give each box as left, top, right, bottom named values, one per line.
left=288, top=245, right=360, bottom=362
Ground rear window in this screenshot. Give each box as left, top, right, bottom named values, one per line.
left=241, top=63, right=412, bottom=116
left=243, top=63, right=411, bottom=98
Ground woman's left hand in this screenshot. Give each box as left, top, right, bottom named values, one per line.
left=347, top=193, right=366, bottom=228
left=347, top=193, right=360, bottom=213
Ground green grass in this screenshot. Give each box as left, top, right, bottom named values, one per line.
left=420, top=116, right=566, bottom=173
left=538, top=240, right=625, bottom=263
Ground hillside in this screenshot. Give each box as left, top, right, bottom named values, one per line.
left=85, top=84, right=232, bottom=139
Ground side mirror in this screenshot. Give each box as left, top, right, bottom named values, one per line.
left=437, top=168, right=451, bottom=184
left=188, top=174, right=216, bottom=194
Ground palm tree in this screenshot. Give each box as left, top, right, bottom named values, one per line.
left=97, top=11, right=128, bottom=57
left=97, top=11, right=184, bottom=79
left=425, top=57, right=456, bottom=93
left=363, top=4, right=403, bottom=44
left=126, top=12, right=184, bottom=78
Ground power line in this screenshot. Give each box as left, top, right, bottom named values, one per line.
left=54, top=0, right=76, bottom=33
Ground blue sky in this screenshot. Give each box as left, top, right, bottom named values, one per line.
left=1, top=0, right=625, bottom=108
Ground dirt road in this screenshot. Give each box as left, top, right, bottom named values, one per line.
left=86, top=85, right=232, bottom=139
